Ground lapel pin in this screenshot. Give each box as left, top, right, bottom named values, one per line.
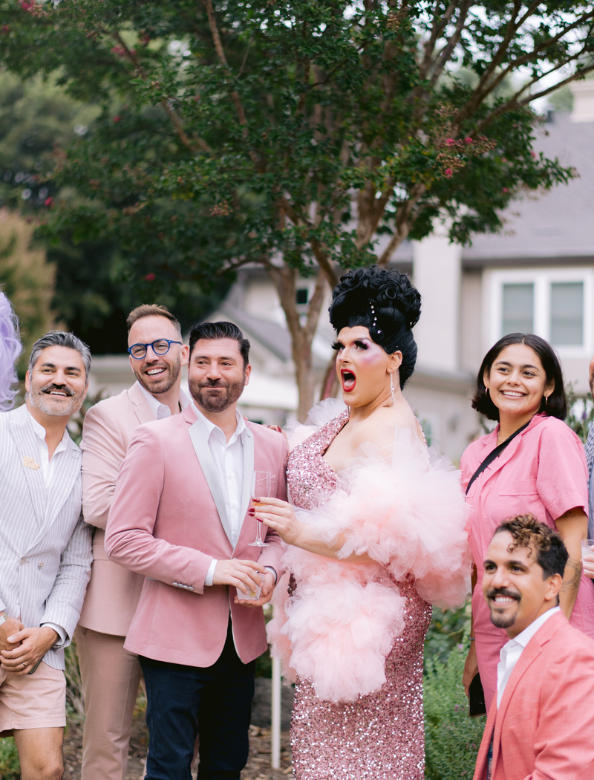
left=22, top=456, right=40, bottom=470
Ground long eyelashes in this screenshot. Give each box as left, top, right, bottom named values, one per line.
left=331, top=341, right=369, bottom=351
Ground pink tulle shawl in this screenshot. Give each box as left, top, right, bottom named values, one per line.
left=267, top=403, right=471, bottom=703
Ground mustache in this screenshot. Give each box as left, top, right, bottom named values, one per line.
left=41, top=383, right=74, bottom=397
left=199, top=380, right=229, bottom=389
left=486, top=587, right=520, bottom=602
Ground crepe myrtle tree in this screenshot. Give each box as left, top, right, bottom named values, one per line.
left=1, top=0, right=593, bottom=419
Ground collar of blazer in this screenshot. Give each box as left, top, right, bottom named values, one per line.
left=488, top=609, right=567, bottom=772
left=468, top=414, right=546, bottom=497
left=9, top=404, right=82, bottom=540
left=128, top=381, right=157, bottom=425
left=184, top=403, right=255, bottom=550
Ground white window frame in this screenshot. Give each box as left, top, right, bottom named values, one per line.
left=487, top=267, right=594, bottom=358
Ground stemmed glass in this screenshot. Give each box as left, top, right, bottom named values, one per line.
left=248, top=471, right=275, bottom=547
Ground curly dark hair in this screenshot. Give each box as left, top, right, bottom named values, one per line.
left=493, top=514, right=568, bottom=579
left=328, top=266, right=421, bottom=388
left=472, top=333, right=567, bottom=421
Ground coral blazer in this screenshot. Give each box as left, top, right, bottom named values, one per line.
left=79, top=382, right=154, bottom=636
left=105, top=404, right=288, bottom=667
left=473, top=611, right=594, bottom=780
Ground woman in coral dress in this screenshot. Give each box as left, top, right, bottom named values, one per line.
left=256, top=267, right=470, bottom=780
left=461, top=333, right=594, bottom=711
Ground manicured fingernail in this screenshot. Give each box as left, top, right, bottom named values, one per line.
left=248, top=509, right=255, bottom=515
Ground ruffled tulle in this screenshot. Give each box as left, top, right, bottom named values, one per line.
left=268, top=400, right=471, bottom=703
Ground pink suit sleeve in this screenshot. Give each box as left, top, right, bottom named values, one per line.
left=81, top=402, right=126, bottom=530
left=105, top=425, right=212, bottom=594
left=536, top=421, right=588, bottom=520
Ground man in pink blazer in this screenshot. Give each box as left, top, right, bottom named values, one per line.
left=473, top=514, right=594, bottom=780
left=105, top=321, right=288, bottom=780
left=76, top=304, right=190, bottom=780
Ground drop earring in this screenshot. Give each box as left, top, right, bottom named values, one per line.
left=390, top=372, right=395, bottom=404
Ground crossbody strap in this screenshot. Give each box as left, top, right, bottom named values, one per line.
left=465, top=420, right=531, bottom=496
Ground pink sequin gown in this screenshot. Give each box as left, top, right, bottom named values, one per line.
left=287, top=411, right=432, bottom=780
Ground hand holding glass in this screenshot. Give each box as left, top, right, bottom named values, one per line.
left=237, top=472, right=276, bottom=601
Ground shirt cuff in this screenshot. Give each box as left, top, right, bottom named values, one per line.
left=264, top=566, right=277, bottom=584
left=41, top=622, right=67, bottom=649
left=205, top=558, right=218, bottom=587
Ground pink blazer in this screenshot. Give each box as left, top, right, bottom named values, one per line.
left=105, top=405, right=288, bottom=666
left=473, top=611, right=594, bottom=780
left=461, top=413, right=594, bottom=709
left=79, top=382, right=153, bottom=636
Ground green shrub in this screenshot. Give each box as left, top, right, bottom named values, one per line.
left=425, top=641, right=486, bottom=780
left=0, top=737, right=20, bottom=780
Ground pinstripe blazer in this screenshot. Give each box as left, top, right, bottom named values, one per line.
left=0, top=404, right=92, bottom=670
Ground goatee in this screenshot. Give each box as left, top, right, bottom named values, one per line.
left=189, top=376, right=245, bottom=413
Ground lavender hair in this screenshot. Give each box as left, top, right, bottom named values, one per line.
left=0, top=292, right=22, bottom=411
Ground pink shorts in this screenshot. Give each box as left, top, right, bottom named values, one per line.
left=0, top=662, right=66, bottom=735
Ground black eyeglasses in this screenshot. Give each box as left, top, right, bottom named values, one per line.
left=127, top=339, right=182, bottom=360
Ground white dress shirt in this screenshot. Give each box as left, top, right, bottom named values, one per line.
left=193, top=406, right=248, bottom=586
left=137, top=382, right=192, bottom=419
left=28, top=411, right=70, bottom=488
left=496, top=606, right=560, bottom=707
left=192, top=405, right=277, bottom=589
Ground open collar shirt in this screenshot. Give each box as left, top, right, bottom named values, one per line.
left=137, top=382, right=192, bottom=419
left=496, top=606, right=560, bottom=707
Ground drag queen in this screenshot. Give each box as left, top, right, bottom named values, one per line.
left=258, top=267, right=470, bottom=780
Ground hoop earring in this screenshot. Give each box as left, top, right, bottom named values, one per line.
left=390, top=372, right=395, bottom=404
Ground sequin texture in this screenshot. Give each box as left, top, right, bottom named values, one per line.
left=286, top=413, right=432, bottom=780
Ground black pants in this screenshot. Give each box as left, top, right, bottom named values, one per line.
left=140, top=622, right=256, bottom=780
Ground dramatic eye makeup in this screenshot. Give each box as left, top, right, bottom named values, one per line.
left=331, top=340, right=371, bottom=351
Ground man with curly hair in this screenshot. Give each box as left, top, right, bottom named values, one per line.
left=473, top=514, right=594, bottom=780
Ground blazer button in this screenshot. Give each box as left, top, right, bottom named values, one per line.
left=38, top=562, right=44, bottom=569
left=20, top=558, right=27, bottom=565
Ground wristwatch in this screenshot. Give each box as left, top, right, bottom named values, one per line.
left=0, top=614, right=6, bottom=627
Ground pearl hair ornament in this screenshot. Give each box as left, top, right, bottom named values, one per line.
left=370, top=303, right=382, bottom=334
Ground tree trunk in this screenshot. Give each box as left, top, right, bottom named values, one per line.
left=268, top=264, right=328, bottom=421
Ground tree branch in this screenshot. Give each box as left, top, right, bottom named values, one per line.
left=202, top=0, right=263, bottom=169
left=377, top=184, right=426, bottom=266
left=111, top=31, right=212, bottom=154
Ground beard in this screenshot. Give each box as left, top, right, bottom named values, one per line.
left=135, top=358, right=181, bottom=395
left=28, top=382, right=84, bottom=417
left=486, top=587, right=521, bottom=629
left=189, top=374, right=246, bottom=413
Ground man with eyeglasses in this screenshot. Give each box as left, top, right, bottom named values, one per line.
left=75, top=304, right=190, bottom=780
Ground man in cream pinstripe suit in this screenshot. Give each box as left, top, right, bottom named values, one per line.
left=0, top=331, right=92, bottom=780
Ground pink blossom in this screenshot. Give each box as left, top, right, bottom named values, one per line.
left=1, top=24, right=10, bottom=33
left=44, top=197, right=53, bottom=207
left=502, top=187, right=509, bottom=194
left=465, top=137, right=473, bottom=144
left=111, top=45, right=126, bottom=56
left=20, top=1, right=35, bottom=10
left=531, top=150, right=536, bottom=159
left=145, top=272, right=156, bottom=282
left=113, top=115, right=121, bottom=123
left=444, top=167, right=453, bottom=178
left=445, top=138, right=455, bottom=146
